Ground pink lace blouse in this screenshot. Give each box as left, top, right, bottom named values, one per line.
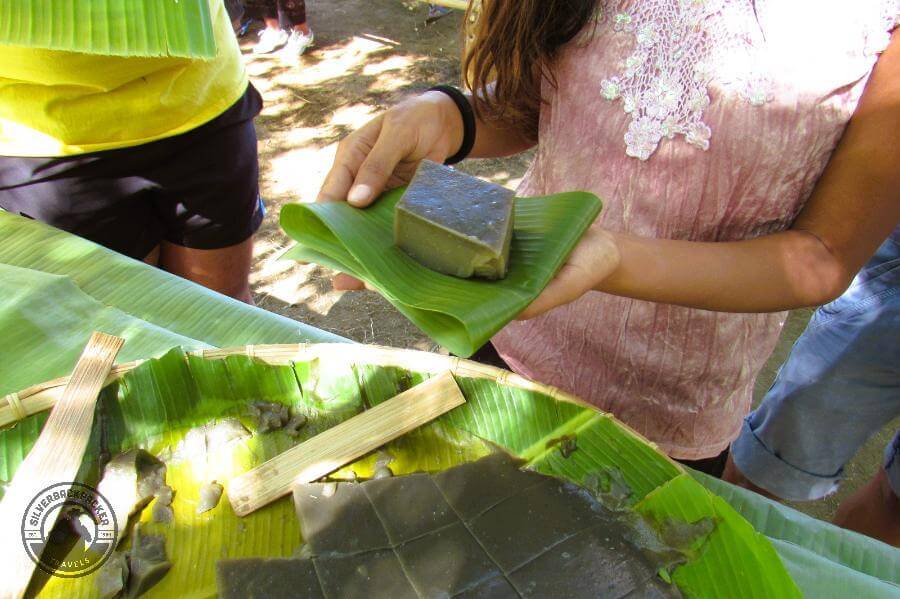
left=493, top=0, right=899, bottom=459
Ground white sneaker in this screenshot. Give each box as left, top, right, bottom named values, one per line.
left=253, top=28, right=288, bottom=54
left=280, top=29, right=314, bottom=59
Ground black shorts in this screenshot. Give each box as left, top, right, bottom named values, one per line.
left=0, top=84, right=265, bottom=260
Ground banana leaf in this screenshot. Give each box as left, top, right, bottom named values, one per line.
left=0, top=348, right=800, bottom=598
left=280, top=188, right=603, bottom=357
left=2, top=209, right=897, bottom=597
left=0, top=0, right=215, bottom=58
left=0, top=211, right=344, bottom=395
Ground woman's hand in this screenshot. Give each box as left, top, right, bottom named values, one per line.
left=317, top=91, right=464, bottom=207
left=316, top=92, right=463, bottom=290
left=517, top=228, right=621, bottom=320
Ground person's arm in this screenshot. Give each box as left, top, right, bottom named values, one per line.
left=316, top=87, right=535, bottom=290
left=521, top=31, right=900, bottom=319
left=317, top=90, right=534, bottom=206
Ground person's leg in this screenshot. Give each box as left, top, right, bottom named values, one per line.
left=144, top=245, right=161, bottom=266
left=832, top=432, right=900, bottom=546
left=726, top=232, right=900, bottom=505
left=245, top=0, right=288, bottom=53
left=141, top=88, right=263, bottom=303
left=278, top=0, right=313, bottom=58
left=279, top=0, right=310, bottom=34
left=225, top=0, right=245, bottom=28
left=159, top=239, right=254, bottom=304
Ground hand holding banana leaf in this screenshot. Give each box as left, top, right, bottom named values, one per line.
left=308, top=90, right=615, bottom=326
left=315, top=91, right=468, bottom=292
left=282, top=90, right=605, bottom=357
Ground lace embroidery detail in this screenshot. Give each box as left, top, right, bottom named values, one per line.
left=864, top=0, right=900, bottom=55
left=599, top=0, right=771, bottom=160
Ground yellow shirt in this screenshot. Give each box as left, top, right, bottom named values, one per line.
left=0, top=0, right=247, bottom=157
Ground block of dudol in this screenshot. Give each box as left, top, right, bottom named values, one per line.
left=394, top=160, right=515, bottom=280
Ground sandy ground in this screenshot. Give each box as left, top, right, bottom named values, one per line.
left=241, top=0, right=896, bottom=526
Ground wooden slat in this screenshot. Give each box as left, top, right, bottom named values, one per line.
left=0, top=332, right=124, bottom=599
left=227, top=371, right=466, bottom=517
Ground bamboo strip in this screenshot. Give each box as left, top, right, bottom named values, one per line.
left=227, top=371, right=467, bottom=517
left=0, top=332, right=124, bottom=599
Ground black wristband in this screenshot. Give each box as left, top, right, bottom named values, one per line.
left=428, top=85, right=476, bottom=165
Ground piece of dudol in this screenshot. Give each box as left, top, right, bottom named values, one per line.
left=394, top=160, right=514, bottom=280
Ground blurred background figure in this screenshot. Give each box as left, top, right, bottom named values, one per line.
left=225, top=0, right=254, bottom=37
left=425, top=4, right=451, bottom=24
left=244, top=0, right=314, bottom=58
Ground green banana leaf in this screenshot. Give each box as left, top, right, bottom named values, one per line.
left=0, top=211, right=344, bottom=395
left=280, top=187, right=603, bottom=357
left=0, top=0, right=215, bottom=58
left=1, top=349, right=799, bottom=598
left=2, top=211, right=898, bottom=597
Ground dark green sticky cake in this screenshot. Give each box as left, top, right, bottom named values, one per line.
left=394, top=160, right=515, bottom=280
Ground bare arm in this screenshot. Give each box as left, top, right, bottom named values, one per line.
left=523, top=31, right=900, bottom=318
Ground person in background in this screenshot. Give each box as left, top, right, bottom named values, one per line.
left=426, top=4, right=452, bottom=25
left=0, top=0, right=263, bottom=303
left=313, top=0, right=900, bottom=476
left=225, top=0, right=254, bottom=37
left=724, top=227, right=900, bottom=546
left=245, top=0, right=314, bottom=58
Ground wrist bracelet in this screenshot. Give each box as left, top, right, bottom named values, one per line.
left=427, top=85, right=476, bottom=165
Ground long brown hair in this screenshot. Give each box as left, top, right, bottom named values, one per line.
left=463, top=0, right=597, bottom=137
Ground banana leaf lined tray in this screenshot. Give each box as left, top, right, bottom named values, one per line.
left=2, top=212, right=898, bottom=597
left=3, top=343, right=799, bottom=598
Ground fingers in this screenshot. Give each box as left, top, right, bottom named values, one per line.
left=517, top=229, right=622, bottom=320
left=317, top=117, right=383, bottom=204
left=346, top=130, right=413, bottom=207
left=317, top=161, right=357, bottom=204
left=517, top=262, right=590, bottom=320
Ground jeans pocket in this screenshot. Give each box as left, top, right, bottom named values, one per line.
left=815, top=260, right=900, bottom=324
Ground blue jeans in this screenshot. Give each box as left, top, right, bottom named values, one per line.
left=731, top=228, right=900, bottom=501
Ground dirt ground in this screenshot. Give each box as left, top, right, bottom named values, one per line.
left=241, top=0, right=895, bottom=526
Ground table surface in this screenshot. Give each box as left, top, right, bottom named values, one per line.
left=1, top=211, right=897, bottom=597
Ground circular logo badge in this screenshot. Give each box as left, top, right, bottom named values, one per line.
left=21, top=482, right=118, bottom=578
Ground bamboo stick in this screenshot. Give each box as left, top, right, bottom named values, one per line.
left=0, top=332, right=124, bottom=599
left=227, top=371, right=467, bottom=517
